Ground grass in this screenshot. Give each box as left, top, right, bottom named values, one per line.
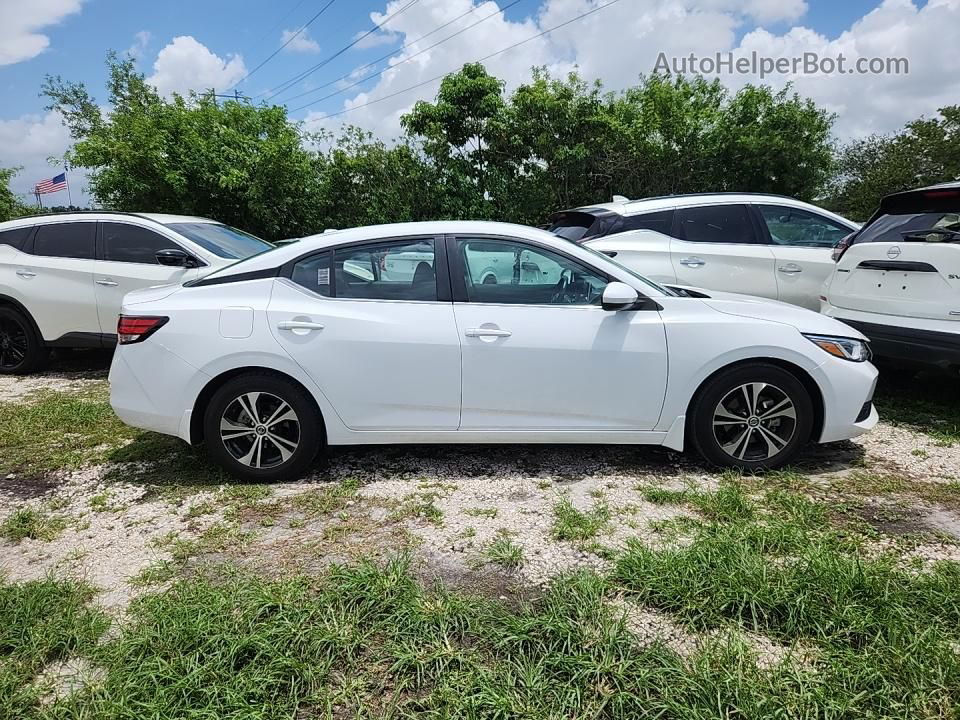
left=484, top=533, right=524, bottom=569
left=0, top=507, right=66, bottom=542
left=552, top=497, right=610, bottom=541
left=0, top=578, right=109, bottom=716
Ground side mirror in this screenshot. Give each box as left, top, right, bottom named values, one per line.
left=601, top=281, right=640, bottom=311
left=156, top=248, right=199, bottom=268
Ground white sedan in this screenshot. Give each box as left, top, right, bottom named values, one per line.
left=108, top=221, right=878, bottom=482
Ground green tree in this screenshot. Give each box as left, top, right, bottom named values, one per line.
left=0, top=168, right=34, bottom=223
left=42, top=54, right=325, bottom=241
left=402, top=63, right=505, bottom=218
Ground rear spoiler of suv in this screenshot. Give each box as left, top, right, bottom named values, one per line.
left=872, top=186, right=960, bottom=218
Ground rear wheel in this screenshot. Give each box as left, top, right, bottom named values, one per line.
left=689, top=363, right=813, bottom=471
left=203, top=373, right=321, bottom=482
left=0, top=307, right=45, bottom=375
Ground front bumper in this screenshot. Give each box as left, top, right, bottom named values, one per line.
left=810, top=355, right=879, bottom=443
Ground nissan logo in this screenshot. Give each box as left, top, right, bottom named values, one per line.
left=887, top=246, right=902, bottom=259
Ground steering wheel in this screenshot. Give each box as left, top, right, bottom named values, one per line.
left=550, top=270, right=573, bottom=304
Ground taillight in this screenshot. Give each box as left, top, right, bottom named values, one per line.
left=831, top=232, right=854, bottom=262
left=117, top=315, right=168, bottom=345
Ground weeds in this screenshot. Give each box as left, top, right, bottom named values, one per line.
left=552, top=498, right=609, bottom=541
left=0, top=507, right=66, bottom=542
left=484, top=533, right=524, bottom=569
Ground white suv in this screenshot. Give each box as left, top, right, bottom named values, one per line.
left=549, top=193, right=858, bottom=310
left=821, top=183, right=960, bottom=371
left=0, top=212, right=273, bottom=374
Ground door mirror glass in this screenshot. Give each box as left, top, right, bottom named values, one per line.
left=601, top=281, right=639, bottom=311
left=155, top=248, right=198, bottom=268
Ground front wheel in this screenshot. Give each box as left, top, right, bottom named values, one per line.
left=203, top=373, right=322, bottom=482
left=689, top=363, right=813, bottom=471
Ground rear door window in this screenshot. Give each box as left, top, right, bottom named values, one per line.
left=334, top=239, right=437, bottom=301
left=33, top=222, right=96, bottom=259
left=674, top=204, right=757, bottom=244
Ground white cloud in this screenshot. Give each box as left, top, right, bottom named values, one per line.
left=146, top=36, right=246, bottom=97
left=281, top=28, right=321, bottom=54
left=125, top=30, right=152, bottom=60
left=0, top=0, right=83, bottom=66
left=297, top=0, right=960, bottom=145
left=351, top=28, right=400, bottom=49
left=0, top=111, right=84, bottom=204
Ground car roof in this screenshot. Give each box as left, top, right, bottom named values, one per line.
left=0, top=211, right=217, bottom=231
left=563, top=192, right=857, bottom=228
left=200, top=220, right=582, bottom=279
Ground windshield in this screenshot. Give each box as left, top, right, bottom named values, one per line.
left=854, top=212, right=960, bottom=245
left=576, top=242, right=677, bottom=296
left=166, top=222, right=274, bottom=259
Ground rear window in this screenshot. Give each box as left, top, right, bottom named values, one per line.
left=853, top=212, right=960, bottom=245
left=548, top=211, right=619, bottom=243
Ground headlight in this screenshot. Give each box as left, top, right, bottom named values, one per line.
left=803, top=334, right=870, bottom=362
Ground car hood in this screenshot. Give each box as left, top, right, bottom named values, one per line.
left=699, top=290, right=868, bottom=339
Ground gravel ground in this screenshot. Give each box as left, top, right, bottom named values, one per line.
left=2, top=360, right=959, bottom=631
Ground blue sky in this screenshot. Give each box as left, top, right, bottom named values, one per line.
left=0, top=0, right=953, bottom=203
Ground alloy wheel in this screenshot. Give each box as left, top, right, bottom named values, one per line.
left=0, top=317, right=28, bottom=371
left=712, top=382, right=797, bottom=462
left=219, top=391, right=301, bottom=469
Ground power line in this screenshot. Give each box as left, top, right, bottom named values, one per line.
left=292, top=0, right=623, bottom=117
left=277, top=0, right=527, bottom=106
left=229, top=0, right=339, bottom=90
left=260, top=0, right=421, bottom=100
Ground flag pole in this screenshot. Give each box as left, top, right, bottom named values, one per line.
left=65, top=171, right=73, bottom=208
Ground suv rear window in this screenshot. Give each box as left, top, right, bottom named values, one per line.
left=547, top=211, right=619, bottom=243
left=853, top=212, right=960, bottom=245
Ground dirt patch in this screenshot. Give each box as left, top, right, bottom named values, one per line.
left=854, top=422, right=960, bottom=482
left=0, top=472, right=59, bottom=501
left=33, top=657, right=106, bottom=706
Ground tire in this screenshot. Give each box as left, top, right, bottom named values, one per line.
left=203, top=372, right=322, bottom=482
left=0, top=306, right=46, bottom=375
left=688, top=363, right=814, bottom=471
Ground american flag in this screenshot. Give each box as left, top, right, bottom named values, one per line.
left=35, top=172, right=67, bottom=195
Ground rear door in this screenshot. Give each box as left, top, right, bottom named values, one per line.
left=268, top=235, right=462, bottom=431
left=19, top=221, right=100, bottom=342
left=669, top=204, right=777, bottom=298
left=755, top=204, right=855, bottom=310
left=94, top=221, right=201, bottom=338
left=831, top=211, right=960, bottom=321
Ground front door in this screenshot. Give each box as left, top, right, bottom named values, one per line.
left=670, top=203, right=778, bottom=298
left=755, top=204, right=854, bottom=310
left=94, top=222, right=199, bottom=337
left=268, top=236, right=462, bottom=431
left=451, top=236, right=668, bottom=431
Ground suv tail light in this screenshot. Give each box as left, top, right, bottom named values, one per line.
left=831, top=232, right=855, bottom=262
left=117, top=315, right=168, bottom=345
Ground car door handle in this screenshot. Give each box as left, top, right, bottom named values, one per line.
left=679, top=257, right=705, bottom=268
left=277, top=320, right=325, bottom=331
left=15, top=270, right=36, bottom=279
left=777, top=264, right=802, bottom=275
left=95, top=279, right=119, bottom=286
left=465, top=328, right=512, bottom=338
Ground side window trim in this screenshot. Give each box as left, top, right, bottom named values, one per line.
left=444, top=233, right=615, bottom=306
left=282, top=234, right=451, bottom=303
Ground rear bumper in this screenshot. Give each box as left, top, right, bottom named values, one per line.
left=832, top=317, right=960, bottom=369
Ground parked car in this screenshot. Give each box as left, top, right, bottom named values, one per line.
left=548, top=193, right=858, bottom=310
left=821, top=182, right=960, bottom=371
left=109, top=220, right=877, bottom=482
left=0, top=212, right=274, bottom=374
